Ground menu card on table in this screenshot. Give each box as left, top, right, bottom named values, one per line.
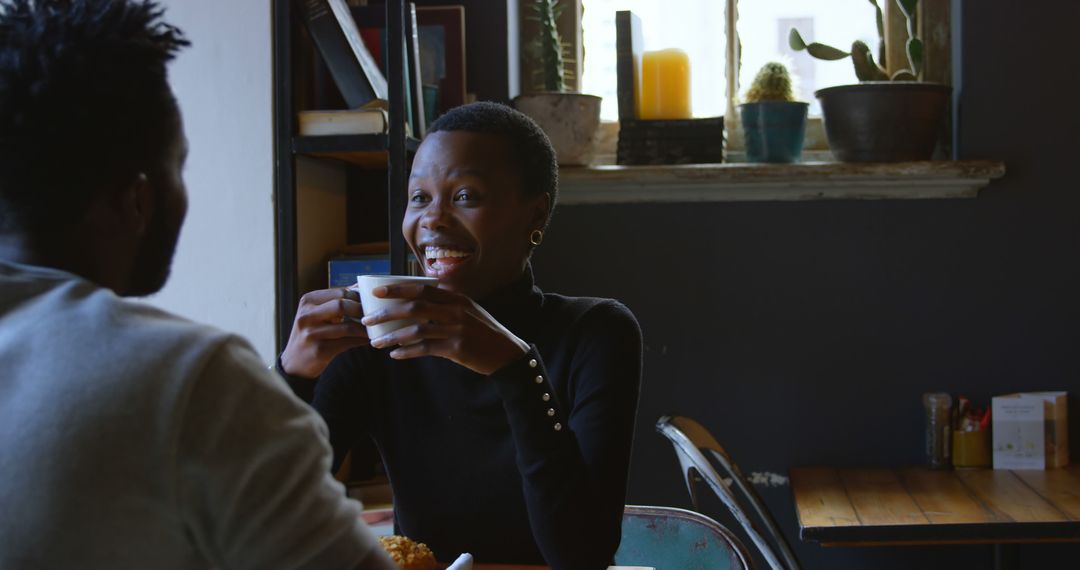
left=992, top=391, right=1069, bottom=469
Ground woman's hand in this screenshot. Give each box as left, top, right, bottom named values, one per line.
left=280, top=287, right=369, bottom=378
left=361, top=283, right=529, bottom=376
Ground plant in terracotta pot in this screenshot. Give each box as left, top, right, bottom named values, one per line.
left=512, top=0, right=601, bottom=166
left=739, top=61, right=809, bottom=163
left=789, top=0, right=950, bottom=162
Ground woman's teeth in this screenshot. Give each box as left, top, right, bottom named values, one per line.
left=425, top=247, right=471, bottom=260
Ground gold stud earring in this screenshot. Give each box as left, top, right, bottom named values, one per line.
left=529, top=229, right=544, bottom=246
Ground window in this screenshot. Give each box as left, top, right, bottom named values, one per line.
left=737, top=0, right=880, bottom=116
left=581, top=0, right=727, bottom=122
left=582, top=0, right=909, bottom=121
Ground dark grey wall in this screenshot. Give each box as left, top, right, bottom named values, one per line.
left=531, top=1, right=1080, bottom=568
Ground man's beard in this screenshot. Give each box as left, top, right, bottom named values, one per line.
left=125, top=206, right=183, bottom=297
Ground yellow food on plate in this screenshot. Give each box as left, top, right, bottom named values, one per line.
left=377, top=535, right=437, bottom=570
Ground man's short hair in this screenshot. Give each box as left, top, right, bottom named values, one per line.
left=428, top=102, right=558, bottom=223
left=0, top=0, right=190, bottom=235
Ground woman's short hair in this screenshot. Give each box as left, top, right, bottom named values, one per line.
left=427, top=102, right=558, bottom=224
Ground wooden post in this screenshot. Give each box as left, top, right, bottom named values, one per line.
left=883, top=0, right=909, bottom=78
left=725, top=0, right=739, bottom=147
left=920, top=0, right=952, bottom=158
left=558, top=0, right=581, bottom=92
left=387, top=0, right=407, bottom=276
left=920, top=0, right=951, bottom=85
left=273, top=0, right=299, bottom=352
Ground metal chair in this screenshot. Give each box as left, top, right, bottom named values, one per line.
left=656, top=415, right=801, bottom=570
left=615, top=505, right=753, bottom=570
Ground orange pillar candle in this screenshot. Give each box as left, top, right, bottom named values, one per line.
left=638, top=48, right=691, bottom=119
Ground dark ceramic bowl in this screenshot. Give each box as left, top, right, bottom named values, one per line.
left=815, top=82, right=951, bottom=162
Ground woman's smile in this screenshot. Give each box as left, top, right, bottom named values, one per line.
left=424, top=245, right=474, bottom=278
left=403, top=130, right=547, bottom=300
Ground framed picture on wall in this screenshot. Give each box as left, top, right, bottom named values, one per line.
left=416, top=6, right=466, bottom=124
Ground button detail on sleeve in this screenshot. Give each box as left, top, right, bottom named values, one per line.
left=528, top=358, right=538, bottom=368
left=534, top=375, right=543, bottom=384
left=547, top=408, right=555, bottom=417
left=554, top=422, right=563, bottom=431
left=542, top=393, right=551, bottom=402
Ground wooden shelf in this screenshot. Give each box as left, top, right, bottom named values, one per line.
left=557, top=160, right=1006, bottom=204
left=292, top=134, right=421, bottom=167
left=275, top=0, right=415, bottom=350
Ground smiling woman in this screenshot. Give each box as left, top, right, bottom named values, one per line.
left=403, top=129, right=549, bottom=300
left=277, top=102, right=644, bottom=568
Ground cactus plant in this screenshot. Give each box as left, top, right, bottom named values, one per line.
left=788, top=0, right=921, bottom=82
left=514, top=0, right=599, bottom=165
left=744, top=62, right=797, bottom=104
left=740, top=61, right=808, bottom=163
left=528, top=0, right=570, bottom=92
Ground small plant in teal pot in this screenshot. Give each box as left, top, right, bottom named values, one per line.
left=739, top=62, right=809, bottom=163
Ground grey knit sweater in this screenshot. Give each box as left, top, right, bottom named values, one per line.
left=0, top=260, right=382, bottom=569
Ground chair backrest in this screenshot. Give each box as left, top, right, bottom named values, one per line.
left=656, top=415, right=801, bottom=570
left=615, top=505, right=753, bottom=570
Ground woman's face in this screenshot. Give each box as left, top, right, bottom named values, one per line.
left=403, top=130, right=549, bottom=300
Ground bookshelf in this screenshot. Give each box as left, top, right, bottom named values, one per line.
left=292, top=134, right=421, bottom=167
left=273, top=0, right=418, bottom=351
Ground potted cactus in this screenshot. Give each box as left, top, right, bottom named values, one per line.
left=739, top=62, right=809, bottom=163
left=512, top=0, right=602, bottom=165
left=789, top=0, right=950, bottom=162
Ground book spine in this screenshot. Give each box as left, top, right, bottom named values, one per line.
left=615, top=11, right=642, bottom=122
left=327, top=254, right=422, bottom=286
left=328, top=257, right=391, bottom=288
left=406, top=3, right=426, bottom=138
left=297, top=109, right=387, bottom=137
left=299, top=0, right=377, bottom=108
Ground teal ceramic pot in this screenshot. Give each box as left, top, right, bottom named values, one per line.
left=739, top=101, right=810, bottom=163
left=815, top=82, right=951, bottom=162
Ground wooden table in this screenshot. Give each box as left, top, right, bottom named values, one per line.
left=790, top=466, right=1080, bottom=569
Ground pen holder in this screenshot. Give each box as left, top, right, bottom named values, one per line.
left=952, top=430, right=991, bottom=468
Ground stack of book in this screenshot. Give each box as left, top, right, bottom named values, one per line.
left=299, top=0, right=426, bottom=138
left=617, top=117, right=725, bottom=165
left=298, top=105, right=388, bottom=137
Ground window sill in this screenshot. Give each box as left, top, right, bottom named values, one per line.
left=557, top=160, right=1006, bottom=205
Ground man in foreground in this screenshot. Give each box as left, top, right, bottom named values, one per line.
left=0, top=1, right=395, bottom=568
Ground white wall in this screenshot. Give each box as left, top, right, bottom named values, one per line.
left=148, top=0, right=277, bottom=361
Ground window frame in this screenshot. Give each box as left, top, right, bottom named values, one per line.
left=523, top=0, right=951, bottom=160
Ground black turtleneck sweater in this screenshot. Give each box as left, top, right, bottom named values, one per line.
left=280, top=266, right=641, bottom=569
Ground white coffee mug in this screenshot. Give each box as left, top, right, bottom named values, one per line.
left=356, top=275, right=439, bottom=339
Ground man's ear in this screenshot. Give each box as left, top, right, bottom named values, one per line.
left=86, top=173, right=152, bottom=238
left=529, top=192, right=551, bottom=231
left=127, top=173, right=153, bottom=238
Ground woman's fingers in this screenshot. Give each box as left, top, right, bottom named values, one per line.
left=361, top=298, right=462, bottom=327
left=305, top=321, right=369, bottom=341
left=369, top=321, right=458, bottom=349
left=385, top=339, right=455, bottom=361
left=300, top=286, right=358, bottom=306
left=374, top=283, right=460, bottom=303
left=281, top=288, right=365, bottom=378
left=360, top=285, right=527, bottom=375
left=299, top=295, right=363, bottom=325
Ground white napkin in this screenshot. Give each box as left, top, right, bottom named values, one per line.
left=445, top=553, right=473, bottom=570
